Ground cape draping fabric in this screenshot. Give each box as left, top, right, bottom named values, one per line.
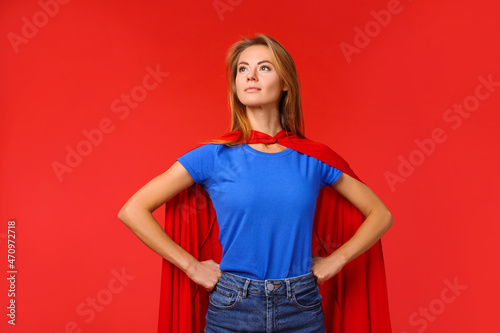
left=158, top=129, right=392, bottom=333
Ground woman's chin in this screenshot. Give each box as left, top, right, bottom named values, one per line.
left=239, top=100, right=274, bottom=109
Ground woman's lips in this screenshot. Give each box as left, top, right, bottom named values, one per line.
left=245, top=88, right=260, bottom=92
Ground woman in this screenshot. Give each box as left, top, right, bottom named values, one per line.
left=118, top=34, right=394, bottom=332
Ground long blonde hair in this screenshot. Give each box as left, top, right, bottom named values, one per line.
left=208, top=33, right=306, bottom=146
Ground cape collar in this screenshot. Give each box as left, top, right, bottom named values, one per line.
left=215, top=129, right=292, bottom=144
left=246, top=129, right=289, bottom=144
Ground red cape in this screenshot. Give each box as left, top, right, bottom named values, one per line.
left=158, top=130, right=392, bottom=332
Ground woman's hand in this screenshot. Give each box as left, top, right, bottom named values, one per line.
left=185, top=259, right=222, bottom=292
left=311, top=254, right=346, bottom=286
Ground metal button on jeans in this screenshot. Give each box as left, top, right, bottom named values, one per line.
left=267, top=283, right=274, bottom=291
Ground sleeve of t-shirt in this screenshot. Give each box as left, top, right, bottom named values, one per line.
left=319, top=160, right=343, bottom=187
left=176, top=144, right=217, bottom=186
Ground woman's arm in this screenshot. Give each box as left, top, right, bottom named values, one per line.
left=311, top=173, right=394, bottom=285
left=118, top=161, right=221, bottom=291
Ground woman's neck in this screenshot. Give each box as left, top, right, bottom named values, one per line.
left=245, top=105, right=283, bottom=136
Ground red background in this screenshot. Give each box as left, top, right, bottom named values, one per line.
left=1, top=0, right=499, bottom=332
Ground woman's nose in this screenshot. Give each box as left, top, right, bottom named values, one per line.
left=246, top=68, right=257, bottom=81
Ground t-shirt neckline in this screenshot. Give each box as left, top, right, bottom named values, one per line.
left=243, top=143, right=293, bottom=156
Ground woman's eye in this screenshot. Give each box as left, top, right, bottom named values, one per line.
left=238, top=65, right=270, bottom=73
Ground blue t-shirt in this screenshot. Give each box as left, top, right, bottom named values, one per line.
left=177, top=143, right=342, bottom=280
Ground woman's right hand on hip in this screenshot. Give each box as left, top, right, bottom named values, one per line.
left=185, top=259, right=221, bottom=292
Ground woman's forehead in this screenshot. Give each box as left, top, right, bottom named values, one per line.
left=238, top=45, right=273, bottom=64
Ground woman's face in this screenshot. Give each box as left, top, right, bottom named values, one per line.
left=235, top=45, right=287, bottom=109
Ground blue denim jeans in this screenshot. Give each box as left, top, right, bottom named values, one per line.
left=205, top=271, right=326, bottom=332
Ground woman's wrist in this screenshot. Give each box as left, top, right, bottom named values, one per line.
left=327, top=250, right=349, bottom=268
left=181, top=255, right=200, bottom=275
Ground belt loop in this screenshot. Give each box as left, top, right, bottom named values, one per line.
left=242, top=279, right=250, bottom=298
left=285, top=279, right=291, bottom=299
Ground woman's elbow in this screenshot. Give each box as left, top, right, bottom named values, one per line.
left=118, top=203, right=134, bottom=224
left=372, top=204, right=393, bottom=232
left=384, top=209, right=394, bottom=230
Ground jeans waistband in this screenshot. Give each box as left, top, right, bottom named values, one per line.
left=216, top=271, right=317, bottom=299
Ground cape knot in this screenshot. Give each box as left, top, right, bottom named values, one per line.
left=247, top=137, right=278, bottom=144
left=247, top=130, right=283, bottom=144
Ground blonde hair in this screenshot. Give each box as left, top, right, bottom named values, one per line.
left=208, top=33, right=306, bottom=146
